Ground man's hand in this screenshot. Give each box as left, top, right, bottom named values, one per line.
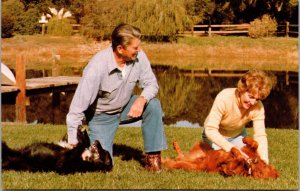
left=127, top=96, right=147, bottom=118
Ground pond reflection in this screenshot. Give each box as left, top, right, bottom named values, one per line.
left=154, top=66, right=298, bottom=129
left=1, top=66, right=298, bottom=129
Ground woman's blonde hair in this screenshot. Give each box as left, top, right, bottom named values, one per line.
left=237, top=69, right=277, bottom=100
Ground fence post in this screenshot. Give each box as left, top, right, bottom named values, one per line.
left=52, top=54, right=61, bottom=77
left=286, top=21, right=290, bottom=37
left=191, top=25, right=194, bottom=36
left=51, top=53, right=61, bottom=124
left=208, top=17, right=212, bottom=37
left=15, top=54, right=27, bottom=123
left=285, top=71, right=290, bottom=86
left=208, top=25, right=212, bottom=37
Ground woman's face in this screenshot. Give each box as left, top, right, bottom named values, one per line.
left=239, top=91, right=260, bottom=110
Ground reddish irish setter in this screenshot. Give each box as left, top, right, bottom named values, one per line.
left=162, top=137, right=278, bottom=179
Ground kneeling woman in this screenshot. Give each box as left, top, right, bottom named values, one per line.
left=202, top=69, right=276, bottom=164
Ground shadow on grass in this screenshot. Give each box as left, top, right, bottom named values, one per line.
left=113, top=144, right=145, bottom=166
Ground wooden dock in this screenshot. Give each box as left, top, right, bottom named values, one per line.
left=1, top=76, right=81, bottom=93
left=1, top=76, right=81, bottom=124
left=1, top=55, right=82, bottom=124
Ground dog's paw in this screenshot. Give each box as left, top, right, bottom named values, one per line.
left=242, top=137, right=258, bottom=150
left=56, top=140, right=74, bottom=149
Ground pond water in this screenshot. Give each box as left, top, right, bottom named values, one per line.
left=1, top=65, right=298, bottom=129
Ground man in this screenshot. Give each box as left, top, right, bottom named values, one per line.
left=66, top=23, right=167, bottom=172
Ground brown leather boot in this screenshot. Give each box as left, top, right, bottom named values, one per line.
left=144, top=151, right=162, bottom=172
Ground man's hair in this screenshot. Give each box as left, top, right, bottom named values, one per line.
left=237, top=69, right=277, bottom=100
left=111, top=23, right=141, bottom=51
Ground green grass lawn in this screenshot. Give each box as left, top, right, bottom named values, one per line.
left=1, top=124, right=298, bottom=190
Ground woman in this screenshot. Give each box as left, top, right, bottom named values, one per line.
left=202, top=69, right=276, bottom=164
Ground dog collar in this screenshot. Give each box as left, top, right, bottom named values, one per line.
left=246, top=159, right=252, bottom=175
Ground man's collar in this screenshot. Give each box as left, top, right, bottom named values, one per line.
left=108, top=47, right=119, bottom=74
left=108, top=47, right=138, bottom=74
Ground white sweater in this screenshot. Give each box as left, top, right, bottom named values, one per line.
left=204, top=88, right=269, bottom=164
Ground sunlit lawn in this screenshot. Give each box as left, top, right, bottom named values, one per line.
left=1, top=124, right=298, bottom=190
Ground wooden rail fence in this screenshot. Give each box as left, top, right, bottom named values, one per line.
left=180, top=68, right=298, bottom=86
left=70, top=22, right=298, bottom=37
left=277, top=22, right=299, bottom=37
left=183, top=22, right=298, bottom=37
left=191, top=24, right=250, bottom=37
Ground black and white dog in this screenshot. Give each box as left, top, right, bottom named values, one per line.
left=2, top=126, right=113, bottom=174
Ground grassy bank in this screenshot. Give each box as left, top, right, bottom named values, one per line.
left=1, top=35, right=298, bottom=72
left=2, top=124, right=298, bottom=190
left=145, top=36, right=298, bottom=71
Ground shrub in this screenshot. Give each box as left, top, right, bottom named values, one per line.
left=47, top=18, right=73, bottom=36
left=1, top=13, right=15, bottom=38
left=14, top=8, right=41, bottom=35
left=249, top=14, right=278, bottom=38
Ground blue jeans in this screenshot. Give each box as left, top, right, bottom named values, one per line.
left=88, top=95, right=168, bottom=160
left=202, top=128, right=247, bottom=150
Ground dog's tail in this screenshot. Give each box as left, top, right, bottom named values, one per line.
left=2, top=141, right=14, bottom=155
left=2, top=141, right=19, bottom=169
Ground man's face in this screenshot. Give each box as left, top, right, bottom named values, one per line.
left=120, top=38, right=141, bottom=62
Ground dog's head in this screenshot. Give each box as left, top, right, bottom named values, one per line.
left=76, top=126, right=113, bottom=171
left=82, top=140, right=113, bottom=171
left=248, top=158, right=279, bottom=179
left=220, top=147, right=250, bottom=177
left=241, top=137, right=279, bottom=178
left=221, top=141, right=279, bottom=179
left=56, top=126, right=113, bottom=174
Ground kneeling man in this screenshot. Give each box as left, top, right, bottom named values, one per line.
left=66, top=23, right=167, bottom=172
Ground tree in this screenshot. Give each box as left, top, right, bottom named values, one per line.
left=81, top=0, right=209, bottom=41
left=81, top=0, right=135, bottom=40
left=14, top=8, right=41, bottom=35
left=69, top=0, right=87, bottom=23
left=126, top=0, right=195, bottom=41
left=206, top=0, right=298, bottom=24
left=2, top=0, right=50, bottom=35
left=2, top=0, right=24, bottom=35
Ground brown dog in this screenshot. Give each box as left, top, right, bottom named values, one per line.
left=162, top=137, right=279, bottom=179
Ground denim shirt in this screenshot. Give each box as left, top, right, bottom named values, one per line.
left=67, top=46, right=159, bottom=144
